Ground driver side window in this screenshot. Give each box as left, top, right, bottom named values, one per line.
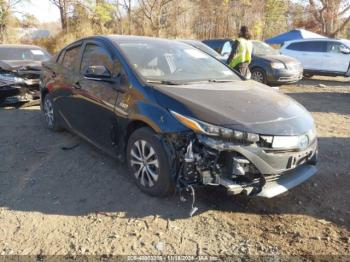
left=80, top=44, right=115, bottom=76
left=327, top=42, right=349, bottom=54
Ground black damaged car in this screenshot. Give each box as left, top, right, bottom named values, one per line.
left=41, top=35, right=318, bottom=199
left=0, top=44, right=51, bottom=106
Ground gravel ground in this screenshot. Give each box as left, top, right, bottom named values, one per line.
left=0, top=76, right=349, bottom=258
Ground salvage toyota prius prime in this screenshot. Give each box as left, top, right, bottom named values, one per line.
left=40, top=35, right=318, bottom=198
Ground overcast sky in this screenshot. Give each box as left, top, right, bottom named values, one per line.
left=16, top=0, right=60, bottom=23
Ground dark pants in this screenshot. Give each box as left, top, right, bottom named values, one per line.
left=234, top=62, right=250, bottom=78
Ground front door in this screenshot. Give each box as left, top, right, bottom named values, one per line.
left=73, top=41, right=123, bottom=153
left=326, top=41, right=350, bottom=73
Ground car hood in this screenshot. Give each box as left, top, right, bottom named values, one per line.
left=153, top=80, right=314, bottom=136
left=0, top=60, right=42, bottom=71
left=254, top=54, right=299, bottom=64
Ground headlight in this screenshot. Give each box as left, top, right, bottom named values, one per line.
left=170, top=110, right=259, bottom=142
left=272, top=135, right=307, bottom=150
left=271, top=62, right=285, bottom=69
left=0, top=73, right=25, bottom=84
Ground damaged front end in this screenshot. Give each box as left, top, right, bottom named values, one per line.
left=0, top=67, right=41, bottom=106
left=168, top=111, right=318, bottom=199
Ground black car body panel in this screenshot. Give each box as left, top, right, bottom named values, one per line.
left=41, top=35, right=317, bottom=199
left=202, top=39, right=303, bottom=85
left=0, top=45, right=51, bottom=105
left=152, top=80, right=313, bottom=135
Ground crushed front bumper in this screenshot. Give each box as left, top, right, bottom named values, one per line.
left=220, top=164, right=317, bottom=198
left=196, top=135, right=318, bottom=198
left=0, top=82, right=40, bottom=106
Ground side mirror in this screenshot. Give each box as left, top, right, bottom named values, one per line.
left=84, top=65, right=111, bottom=79
left=340, top=46, right=350, bottom=54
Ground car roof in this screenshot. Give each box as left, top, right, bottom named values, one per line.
left=283, top=38, right=345, bottom=45
left=282, top=38, right=350, bottom=48
left=105, top=35, right=179, bottom=44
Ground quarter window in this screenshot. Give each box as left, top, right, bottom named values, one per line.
left=62, top=45, right=81, bottom=70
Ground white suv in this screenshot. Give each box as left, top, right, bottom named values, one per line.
left=280, top=38, right=350, bottom=77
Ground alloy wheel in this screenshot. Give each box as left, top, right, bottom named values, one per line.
left=44, top=97, right=54, bottom=127
left=252, top=71, right=265, bottom=83
left=130, top=139, right=159, bottom=188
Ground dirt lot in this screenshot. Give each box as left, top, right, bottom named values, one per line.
left=0, top=76, right=349, bottom=258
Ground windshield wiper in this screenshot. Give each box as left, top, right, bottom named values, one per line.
left=146, top=80, right=180, bottom=85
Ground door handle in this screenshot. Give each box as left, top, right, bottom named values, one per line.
left=73, top=81, right=81, bottom=89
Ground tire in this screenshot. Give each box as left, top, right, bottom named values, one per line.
left=42, top=93, right=63, bottom=131
left=303, top=73, right=314, bottom=79
left=126, top=127, right=175, bottom=197
left=251, top=68, right=267, bottom=84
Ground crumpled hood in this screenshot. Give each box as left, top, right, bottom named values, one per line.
left=0, top=60, right=42, bottom=71
left=153, top=80, right=314, bottom=136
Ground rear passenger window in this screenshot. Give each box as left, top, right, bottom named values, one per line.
left=286, top=41, right=326, bottom=52
left=62, top=45, right=81, bottom=70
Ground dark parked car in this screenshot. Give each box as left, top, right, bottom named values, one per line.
left=202, top=39, right=303, bottom=85
left=41, top=35, right=317, bottom=200
left=0, top=44, right=51, bottom=105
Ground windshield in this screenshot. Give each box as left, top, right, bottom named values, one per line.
left=0, top=47, right=51, bottom=61
left=182, top=40, right=222, bottom=60
left=252, top=41, right=279, bottom=56
left=117, top=40, right=240, bottom=83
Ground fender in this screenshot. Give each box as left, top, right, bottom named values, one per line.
left=129, top=101, right=189, bottom=134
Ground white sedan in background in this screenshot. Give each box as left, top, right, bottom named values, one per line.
left=280, top=38, right=350, bottom=78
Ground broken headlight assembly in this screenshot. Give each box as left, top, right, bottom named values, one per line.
left=170, top=110, right=259, bottom=142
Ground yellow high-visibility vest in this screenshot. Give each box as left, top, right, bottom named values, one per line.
left=229, top=38, right=253, bottom=68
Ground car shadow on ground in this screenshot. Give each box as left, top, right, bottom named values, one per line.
left=0, top=107, right=349, bottom=230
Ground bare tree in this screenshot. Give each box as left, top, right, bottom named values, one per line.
left=0, top=0, right=23, bottom=42
left=138, top=0, right=174, bottom=36
left=308, top=0, right=350, bottom=37
left=49, top=0, right=70, bottom=32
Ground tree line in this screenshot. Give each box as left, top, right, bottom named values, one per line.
left=0, top=0, right=350, bottom=53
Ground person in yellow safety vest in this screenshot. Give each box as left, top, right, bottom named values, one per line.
left=228, top=26, right=253, bottom=78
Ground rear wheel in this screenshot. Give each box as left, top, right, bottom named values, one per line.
left=43, top=93, right=62, bottom=131
left=251, top=68, right=267, bottom=84
left=127, top=127, right=175, bottom=197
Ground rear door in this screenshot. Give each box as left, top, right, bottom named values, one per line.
left=73, top=40, right=122, bottom=153
left=326, top=41, right=350, bottom=73
left=51, top=42, right=83, bottom=128
left=282, top=41, right=327, bottom=71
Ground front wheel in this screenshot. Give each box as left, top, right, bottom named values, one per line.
left=303, top=73, right=314, bottom=79
left=251, top=68, right=267, bottom=84
left=126, top=127, right=175, bottom=197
